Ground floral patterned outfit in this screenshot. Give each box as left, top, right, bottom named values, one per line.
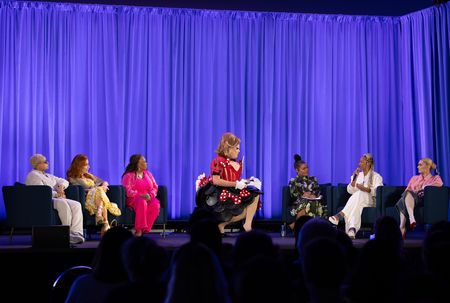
left=69, top=176, right=121, bottom=218
left=289, top=175, right=326, bottom=219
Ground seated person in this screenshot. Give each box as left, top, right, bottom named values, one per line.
left=328, top=153, right=383, bottom=239
left=288, top=154, right=326, bottom=230
left=195, top=132, right=262, bottom=235
left=396, top=157, right=443, bottom=239
left=67, top=154, right=121, bottom=236
left=122, top=154, right=160, bottom=237
left=25, top=154, right=84, bottom=244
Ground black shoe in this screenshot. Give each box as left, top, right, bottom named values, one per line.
left=220, top=232, right=227, bottom=238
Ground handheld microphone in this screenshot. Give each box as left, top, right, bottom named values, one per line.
left=352, top=168, right=360, bottom=181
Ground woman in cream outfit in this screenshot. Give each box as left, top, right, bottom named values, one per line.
left=328, top=154, right=383, bottom=239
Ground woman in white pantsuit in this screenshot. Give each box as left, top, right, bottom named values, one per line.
left=328, top=154, right=383, bottom=239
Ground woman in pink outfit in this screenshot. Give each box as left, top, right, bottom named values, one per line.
left=122, top=154, right=160, bottom=236
left=396, top=157, right=443, bottom=239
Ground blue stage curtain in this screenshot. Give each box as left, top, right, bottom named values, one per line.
left=1, top=1, right=449, bottom=220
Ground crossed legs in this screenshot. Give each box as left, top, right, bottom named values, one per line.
left=399, top=191, right=416, bottom=238
left=218, top=196, right=259, bottom=234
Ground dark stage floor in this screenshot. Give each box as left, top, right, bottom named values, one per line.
left=0, top=228, right=426, bottom=250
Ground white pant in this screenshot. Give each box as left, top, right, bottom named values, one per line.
left=341, top=191, right=375, bottom=234
left=53, top=198, right=84, bottom=237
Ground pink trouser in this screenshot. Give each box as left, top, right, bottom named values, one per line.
left=128, top=197, right=160, bottom=233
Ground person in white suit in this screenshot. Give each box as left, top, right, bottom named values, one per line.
left=328, top=153, right=383, bottom=239
left=25, top=154, right=84, bottom=244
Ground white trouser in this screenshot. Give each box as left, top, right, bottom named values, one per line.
left=341, top=191, right=374, bottom=234
left=53, top=198, right=84, bottom=236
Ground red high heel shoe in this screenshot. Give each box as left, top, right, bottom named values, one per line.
left=409, top=221, right=417, bottom=231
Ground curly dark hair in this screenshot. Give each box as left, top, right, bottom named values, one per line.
left=122, top=154, right=143, bottom=177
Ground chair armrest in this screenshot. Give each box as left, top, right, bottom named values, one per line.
left=2, top=185, right=57, bottom=227
left=156, top=186, right=168, bottom=223
left=332, top=184, right=351, bottom=214
left=376, top=186, right=383, bottom=215
left=107, top=185, right=126, bottom=210
left=378, top=186, right=406, bottom=216
left=424, top=186, right=449, bottom=224
left=319, top=184, right=333, bottom=216
left=65, top=185, right=82, bottom=201
left=281, top=186, right=291, bottom=222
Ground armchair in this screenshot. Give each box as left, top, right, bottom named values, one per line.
left=377, top=185, right=406, bottom=224
left=378, top=185, right=449, bottom=227
left=423, top=186, right=449, bottom=225
left=2, top=185, right=60, bottom=241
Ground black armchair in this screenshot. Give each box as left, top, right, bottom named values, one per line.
left=2, top=185, right=59, bottom=241
left=423, top=186, right=449, bottom=225
left=2, top=183, right=86, bottom=241
left=377, top=185, right=406, bottom=224
left=379, top=185, right=449, bottom=226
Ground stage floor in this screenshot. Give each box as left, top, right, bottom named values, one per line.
left=0, top=229, right=426, bottom=251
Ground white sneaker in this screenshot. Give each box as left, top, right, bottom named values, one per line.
left=347, top=229, right=356, bottom=239
left=328, top=216, right=339, bottom=225
left=70, top=234, right=85, bottom=244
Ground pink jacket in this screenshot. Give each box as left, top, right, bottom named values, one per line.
left=407, top=174, right=443, bottom=193
left=122, top=170, right=158, bottom=200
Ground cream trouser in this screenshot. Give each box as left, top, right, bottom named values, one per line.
left=53, top=198, right=84, bottom=236
left=341, top=191, right=374, bottom=234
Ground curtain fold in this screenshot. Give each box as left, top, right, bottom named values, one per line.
left=1, top=1, right=449, bottom=220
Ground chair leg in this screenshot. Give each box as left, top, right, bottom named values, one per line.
left=87, top=227, right=92, bottom=241
left=161, top=223, right=166, bottom=238
left=9, top=227, right=14, bottom=244
left=281, top=222, right=287, bottom=237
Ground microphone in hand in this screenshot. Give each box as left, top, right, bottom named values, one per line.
left=352, top=168, right=360, bottom=181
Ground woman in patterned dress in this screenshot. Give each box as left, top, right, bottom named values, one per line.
left=288, top=154, right=326, bottom=230
left=67, top=154, right=121, bottom=236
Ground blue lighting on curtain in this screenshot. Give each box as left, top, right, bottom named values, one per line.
left=1, top=1, right=449, bottom=220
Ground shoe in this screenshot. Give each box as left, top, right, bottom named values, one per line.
left=100, top=223, right=110, bottom=237
left=347, top=229, right=356, bottom=239
left=110, top=219, right=118, bottom=227
left=409, top=221, right=417, bottom=231
left=328, top=216, right=339, bottom=226
left=402, top=231, right=406, bottom=240
left=70, top=234, right=85, bottom=244
left=135, top=230, right=143, bottom=237
left=220, top=232, right=227, bottom=238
